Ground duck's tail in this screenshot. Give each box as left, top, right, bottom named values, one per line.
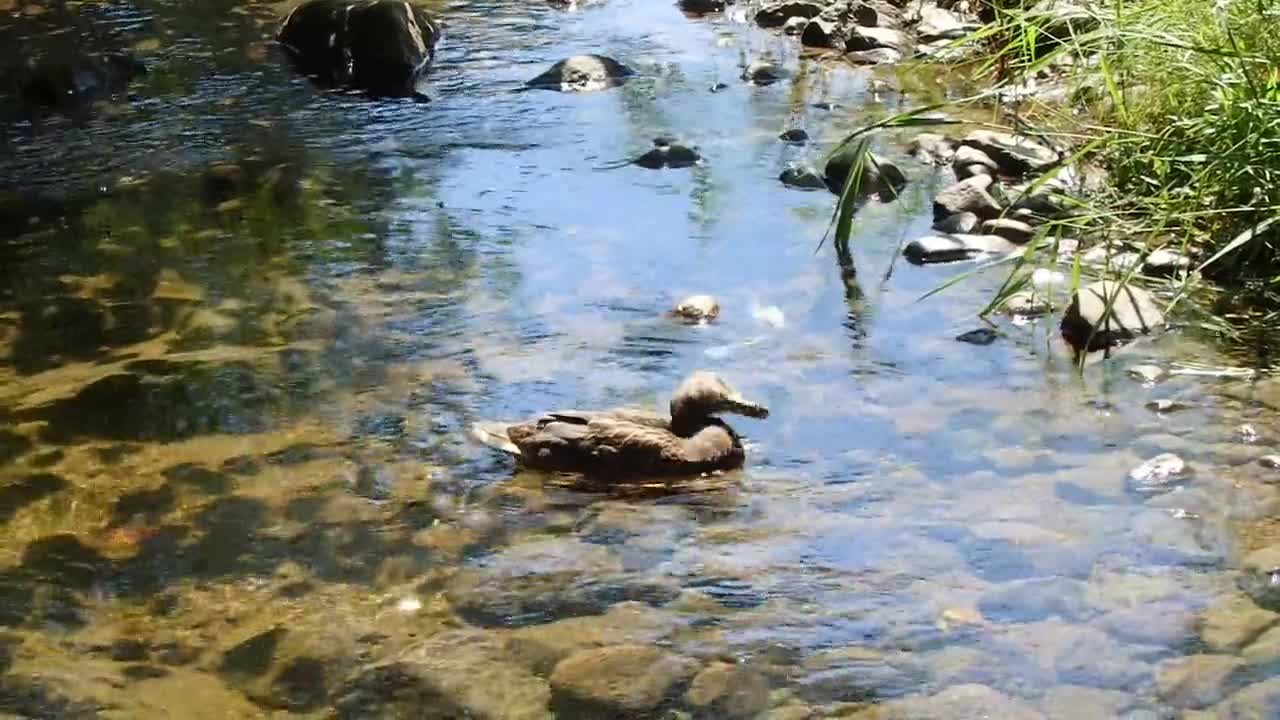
left=469, top=422, right=522, bottom=456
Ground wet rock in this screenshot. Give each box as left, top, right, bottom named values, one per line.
left=1126, top=453, right=1188, bottom=495
left=933, top=175, right=1003, bottom=221
left=1157, top=655, right=1245, bottom=710
left=633, top=138, right=702, bottom=169
left=845, top=25, right=911, bottom=53
left=109, top=639, right=149, bottom=662
left=709, top=81, right=729, bottom=92
left=339, top=629, right=552, bottom=719
left=527, top=54, right=634, bottom=92
left=783, top=15, right=810, bottom=34
left=982, top=218, right=1035, bottom=244
left=672, top=294, right=720, bottom=323
left=779, top=128, right=809, bottom=143
left=755, top=0, right=825, bottom=28
left=903, top=233, right=1017, bottom=264
left=915, top=3, right=975, bottom=41
left=1003, top=291, right=1052, bottom=317
left=17, top=51, right=147, bottom=111
left=953, top=144, right=999, bottom=175
left=800, top=15, right=843, bottom=48
left=1146, top=399, right=1193, bottom=414
left=1199, top=593, right=1280, bottom=652
left=742, top=61, right=791, bottom=85
left=1144, top=248, right=1191, bottom=277
left=1060, top=280, right=1164, bottom=352
left=978, top=577, right=1088, bottom=623
left=549, top=645, right=697, bottom=716
left=907, top=132, right=956, bottom=165
left=1259, top=455, right=1280, bottom=470
left=956, top=328, right=998, bottom=345
left=506, top=602, right=680, bottom=675
left=679, top=0, right=727, bottom=13
left=278, top=0, right=440, bottom=97
left=823, top=148, right=907, bottom=200
left=933, top=211, right=979, bottom=234
left=780, top=164, right=828, bottom=190
left=959, top=130, right=1059, bottom=178
left=885, top=684, right=1045, bottom=719
left=845, top=47, right=904, bottom=64
left=1128, top=364, right=1165, bottom=383
left=684, top=662, right=770, bottom=718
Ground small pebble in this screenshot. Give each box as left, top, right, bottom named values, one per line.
left=709, top=82, right=728, bottom=92
left=1128, top=365, right=1165, bottom=383
left=1258, top=455, right=1280, bottom=470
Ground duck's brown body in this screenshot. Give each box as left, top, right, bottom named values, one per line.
left=470, top=373, right=767, bottom=477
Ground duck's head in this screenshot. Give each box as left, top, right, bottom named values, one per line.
left=670, top=371, right=769, bottom=422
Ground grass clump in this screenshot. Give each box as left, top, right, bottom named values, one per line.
left=987, top=0, right=1280, bottom=297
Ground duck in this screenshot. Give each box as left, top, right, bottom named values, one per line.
left=469, top=371, right=768, bottom=477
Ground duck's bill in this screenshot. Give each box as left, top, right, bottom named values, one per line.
left=728, top=396, right=769, bottom=419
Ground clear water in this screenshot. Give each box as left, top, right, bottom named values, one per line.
left=2, top=0, right=1280, bottom=716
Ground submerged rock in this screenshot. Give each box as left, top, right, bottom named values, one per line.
left=883, top=684, right=1045, bottom=720
left=337, top=629, right=552, bottom=719
left=684, top=662, right=770, bottom=719
left=1002, top=290, right=1052, bottom=317
left=741, top=61, right=791, bottom=85
left=1199, top=593, right=1280, bottom=652
left=934, top=174, right=1003, bottom=221
left=1060, top=280, right=1164, bottom=352
left=527, top=54, right=634, bottom=92
left=823, top=147, right=907, bottom=200
left=780, top=164, right=828, bottom=190
left=278, top=0, right=440, bottom=97
left=1126, top=453, right=1188, bottom=495
left=672, top=294, right=720, bottom=323
left=17, top=51, right=147, bottom=111
left=903, top=234, right=1016, bottom=264
left=549, top=645, right=698, bottom=716
left=1156, top=654, right=1245, bottom=710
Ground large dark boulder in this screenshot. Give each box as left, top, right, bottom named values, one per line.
left=16, top=52, right=146, bottom=111
left=277, top=0, right=440, bottom=97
